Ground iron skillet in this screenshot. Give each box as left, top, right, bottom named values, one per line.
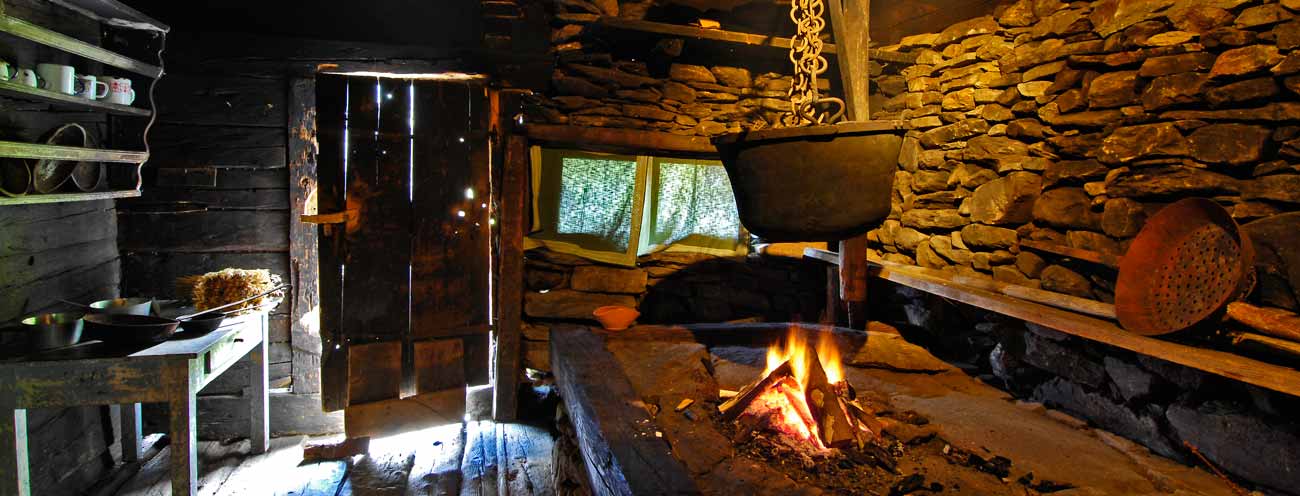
left=85, top=285, right=289, bottom=345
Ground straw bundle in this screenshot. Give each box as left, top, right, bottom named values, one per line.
left=178, top=268, right=283, bottom=315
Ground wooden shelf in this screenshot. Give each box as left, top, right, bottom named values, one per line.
left=0, top=140, right=147, bottom=163
left=0, top=188, right=139, bottom=205
left=0, top=14, right=162, bottom=78
left=591, top=17, right=918, bottom=64
left=0, top=79, right=151, bottom=116
left=803, top=248, right=1300, bottom=398
left=47, top=0, right=170, bottom=33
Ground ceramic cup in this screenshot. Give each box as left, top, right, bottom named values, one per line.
left=103, top=76, right=135, bottom=105
left=13, top=68, right=40, bottom=88
left=36, top=63, right=75, bottom=95
left=0, top=60, right=12, bottom=81
left=75, top=75, right=108, bottom=100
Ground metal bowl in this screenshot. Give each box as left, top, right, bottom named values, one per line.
left=70, top=132, right=103, bottom=192
left=20, top=312, right=84, bottom=351
left=32, top=123, right=90, bottom=193
left=0, top=158, right=30, bottom=197
left=89, top=297, right=154, bottom=316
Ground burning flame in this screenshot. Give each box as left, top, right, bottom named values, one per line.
left=763, top=327, right=844, bottom=388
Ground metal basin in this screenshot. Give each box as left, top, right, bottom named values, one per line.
left=20, top=312, right=84, bottom=351
left=89, top=297, right=154, bottom=316
left=713, top=121, right=905, bottom=241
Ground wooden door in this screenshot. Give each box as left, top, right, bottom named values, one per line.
left=315, top=74, right=491, bottom=436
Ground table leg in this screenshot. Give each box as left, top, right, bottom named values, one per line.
left=249, top=315, right=269, bottom=454
left=0, top=406, right=29, bottom=496
left=165, top=361, right=198, bottom=496
left=120, top=403, right=143, bottom=463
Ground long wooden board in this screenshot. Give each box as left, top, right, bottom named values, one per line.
left=315, top=74, right=349, bottom=411
left=827, top=254, right=1300, bottom=398
left=550, top=325, right=700, bottom=496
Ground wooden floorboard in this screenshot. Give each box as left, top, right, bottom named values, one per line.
left=498, top=424, right=555, bottom=496
left=459, top=421, right=500, bottom=496
left=404, top=424, right=468, bottom=496
left=112, top=423, right=555, bottom=496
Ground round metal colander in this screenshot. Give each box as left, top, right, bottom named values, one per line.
left=1115, top=198, right=1254, bottom=336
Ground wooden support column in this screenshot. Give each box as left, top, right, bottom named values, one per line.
left=493, top=91, right=527, bottom=421
left=828, top=0, right=873, bottom=328
left=288, top=77, right=322, bottom=395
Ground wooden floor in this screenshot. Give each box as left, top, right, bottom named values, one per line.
left=110, top=421, right=555, bottom=496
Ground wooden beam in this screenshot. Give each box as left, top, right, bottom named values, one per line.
left=288, top=78, right=322, bottom=395
left=550, top=325, right=700, bottom=495
left=826, top=0, right=873, bottom=328
left=591, top=16, right=916, bottom=64
left=1019, top=239, right=1121, bottom=269
left=524, top=124, right=717, bottom=156
left=810, top=252, right=1300, bottom=399
left=493, top=92, right=527, bottom=421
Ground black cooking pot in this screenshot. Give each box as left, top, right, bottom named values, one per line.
left=713, top=121, right=905, bottom=241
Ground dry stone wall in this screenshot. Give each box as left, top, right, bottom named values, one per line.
left=519, top=248, right=827, bottom=371
left=870, top=0, right=1300, bottom=304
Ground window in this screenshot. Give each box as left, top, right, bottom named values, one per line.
left=528, top=148, right=747, bottom=266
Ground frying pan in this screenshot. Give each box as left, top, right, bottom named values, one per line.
left=83, top=285, right=290, bottom=344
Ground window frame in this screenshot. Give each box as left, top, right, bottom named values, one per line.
left=527, top=146, right=748, bottom=266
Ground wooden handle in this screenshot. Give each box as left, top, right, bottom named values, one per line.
left=1227, top=302, right=1300, bottom=343
left=300, top=210, right=353, bottom=224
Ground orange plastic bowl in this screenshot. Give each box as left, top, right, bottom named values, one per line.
left=593, top=305, right=639, bottom=331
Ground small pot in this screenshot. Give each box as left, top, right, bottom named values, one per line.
left=89, top=297, right=153, bottom=316
left=20, top=312, right=84, bottom=351
left=593, top=305, right=639, bottom=331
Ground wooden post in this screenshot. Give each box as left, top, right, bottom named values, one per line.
left=493, top=91, right=527, bottom=421
left=288, top=77, right=322, bottom=395
left=828, top=0, right=873, bottom=329
left=119, top=403, right=143, bottom=463
left=249, top=314, right=270, bottom=454
left=165, top=360, right=200, bottom=496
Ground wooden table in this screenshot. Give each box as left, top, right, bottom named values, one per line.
left=0, top=312, right=270, bottom=496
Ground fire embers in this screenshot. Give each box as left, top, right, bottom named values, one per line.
left=719, top=328, right=895, bottom=470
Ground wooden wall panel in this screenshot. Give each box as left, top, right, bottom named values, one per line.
left=154, top=74, right=288, bottom=127
left=288, top=78, right=322, bottom=394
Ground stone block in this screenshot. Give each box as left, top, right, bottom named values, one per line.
left=961, top=224, right=1019, bottom=249
left=1167, top=403, right=1300, bottom=492
left=1034, top=187, right=1102, bottom=230
left=969, top=172, right=1042, bottom=225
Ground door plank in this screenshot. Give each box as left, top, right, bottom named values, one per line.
left=415, top=338, right=466, bottom=394
left=345, top=390, right=467, bottom=439
left=410, top=81, right=492, bottom=341
left=317, top=73, right=350, bottom=412
left=348, top=341, right=402, bottom=406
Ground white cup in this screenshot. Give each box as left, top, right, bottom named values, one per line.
left=75, top=75, right=108, bottom=100
left=36, top=63, right=75, bottom=95
left=13, top=68, right=40, bottom=88
left=0, top=60, right=12, bottom=81
left=103, top=76, right=135, bottom=105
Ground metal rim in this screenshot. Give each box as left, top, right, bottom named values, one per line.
left=0, top=159, right=30, bottom=197
left=32, top=123, right=89, bottom=194
left=1115, top=198, right=1254, bottom=336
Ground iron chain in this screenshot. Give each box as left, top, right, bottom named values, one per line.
left=785, top=0, right=844, bottom=126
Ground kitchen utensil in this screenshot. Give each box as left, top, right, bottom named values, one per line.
left=83, top=313, right=179, bottom=344
left=13, top=68, right=40, bottom=88
left=75, top=74, right=108, bottom=100
left=70, top=132, right=102, bottom=191
left=593, top=305, right=639, bottom=331
left=0, top=158, right=30, bottom=197
left=1117, top=198, right=1254, bottom=336
left=88, top=297, right=154, bottom=316
left=31, top=123, right=89, bottom=193
left=36, top=63, right=75, bottom=95
left=177, top=313, right=227, bottom=335
left=712, top=121, right=904, bottom=241
left=19, top=312, right=84, bottom=350
left=103, top=76, right=135, bottom=105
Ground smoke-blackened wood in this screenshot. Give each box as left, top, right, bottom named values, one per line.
left=147, top=124, right=287, bottom=169
left=494, top=91, right=528, bottom=420
left=347, top=341, right=401, bottom=406
left=411, top=81, right=491, bottom=340
left=155, top=75, right=286, bottom=127
left=288, top=77, right=322, bottom=395
left=116, top=210, right=288, bottom=252
left=550, top=325, right=700, bottom=496
left=316, top=74, right=348, bottom=411
left=340, top=75, right=412, bottom=403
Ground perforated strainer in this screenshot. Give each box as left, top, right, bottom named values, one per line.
left=1116, top=198, right=1254, bottom=336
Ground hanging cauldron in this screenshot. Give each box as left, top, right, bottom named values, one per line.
left=714, top=120, right=905, bottom=242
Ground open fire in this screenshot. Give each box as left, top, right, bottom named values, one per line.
left=719, top=328, right=892, bottom=467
